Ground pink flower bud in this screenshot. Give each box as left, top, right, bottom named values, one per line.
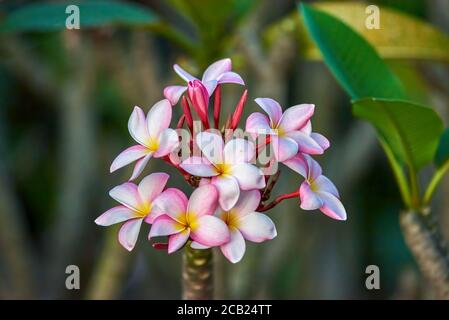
left=188, top=80, right=209, bottom=127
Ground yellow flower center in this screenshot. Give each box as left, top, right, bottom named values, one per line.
left=215, top=163, right=231, bottom=175
left=275, top=126, right=286, bottom=137
left=136, top=202, right=152, bottom=218
left=222, top=211, right=240, bottom=229
left=185, top=212, right=199, bottom=231
left=145, top=137, right=160, bottom=152
left=310, top=181, right=319, bottom=192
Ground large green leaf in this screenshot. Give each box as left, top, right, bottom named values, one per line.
left=300, top=4, right=406, bottom=100
left=435, top=128, right=449, bottom=168
left=0, top=0, right=158, bottom=32
left=353, top=98, right=444, bottom=171
left=267, top=2, right=449, bottom=62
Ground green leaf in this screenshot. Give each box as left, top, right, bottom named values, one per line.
left=353, top=98, right=444, bottom=171
left=0, top=0, right=158, bottom=33
left=435, top=128, right=449, bottom=168
left=300, top=3, right=406, bottom=100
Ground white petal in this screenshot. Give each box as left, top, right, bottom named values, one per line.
left=110, top=145, right=149, bottom=173
left=118, top=218, right=143, bottom=251
left=211, top=175, right=240, bottom=211
left=128, top=106, right=150, bottom=145
left=217, top=71, right=245, bottom=85
left=254, top=98, right=283, bottom=126
left=180, top=156, right=218, bottom=177
left=163, top=85, right=187, bottom=105
left=138, top=172, right=169, bottom=205
left=279, top=104, right=315, bottom=133
left=174, top=64, right=196, bottom=82
left=129, top=153, right=152, bottom=181
left=196, top=132, right=224, bottom=165
left=220, top=229, right=246, bottom=263
left=168, top=229, right=190, bottom=253
left=311, top=132, right=330, bottom=151
left=95, top=206, right=137, bottom=226
left=318, top=192, right=347, bottom=221
left=272, top=136, right=298, bottom=162
left=299, top=182, right=322, bottom=210
left=223, top=138, right=255, bottom=164
left=282, top=153, right=308, bottom=178
left=201, top=58, right=232, bottom=82
left=245, top=112, right=273, bottom=135
left=109, top=183, right=145, bottom=213
left=146, top=99, right=172, bottom=139
left=286, top=131, right=323, bottom=155
left=153, top=128, right=179, bottom=158
left=230, top=163, right=265, bottom=190
left=238, top=213, right=277, bottom=243
left=315, top=175, right=339, bottom=197
left=232, top=190, right=261, bottom=217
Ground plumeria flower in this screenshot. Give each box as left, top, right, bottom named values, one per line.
left=246, top=98, right=324, bottom=162
left=180, top=132, right=265, bottom=211
left=149, top=185, right=230, bottom=253
left=191, top=190, right=277, bottom=263
left=284, top=154, right=346, bottom=221
left=95, top=173, right=170, bottom=251
left=164, top=58, right=244, bottom=106
left=110, top=99, right=179, bottom=180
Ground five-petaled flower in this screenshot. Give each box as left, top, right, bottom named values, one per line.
left=164, top=58, right=244, bottom=106
left=149, top=185, right=230, bottom=253
left=110, top=99, right=179, bottom=180
left=95, top=173, right=170, bottom=251
left=192, top=190, right=277, bottom=263
left=180, top=132, right=265, bottom=210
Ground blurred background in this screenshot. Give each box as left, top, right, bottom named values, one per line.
left=0, top=0, right=448, bottom=299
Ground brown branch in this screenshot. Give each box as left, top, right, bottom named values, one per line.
left=182, top=245, right=214, bottom=300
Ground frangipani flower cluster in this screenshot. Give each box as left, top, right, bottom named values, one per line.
left=96, top=58, right=346, bottom=263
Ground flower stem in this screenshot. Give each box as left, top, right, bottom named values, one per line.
left=182, top=245, right=214, bottom=300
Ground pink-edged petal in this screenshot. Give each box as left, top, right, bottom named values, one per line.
left=138, top=172, right=169, bottom=205
left=128, top=106, right=150, bottom=145
left=146, top=99, right=172, bottom=139
left=223, top=139, right=255, bottom=164
left=180, top=156, right=218, bottom=177
left=245, top=112, right=273, bottom=135
left=110, top=145, right=149, bottom=173
left=201, top=58, right=232, bottom=82
left=168, top=229, right=190, bottom=253
left=238, top=213, right=277, bottom=243
left=203, top=80, right=218, bottom=96
left=232, top=190, right=261, bottom=217
left=300, top=120, right=312, bottom=134
left=149, top=214, right=184, bottom=238
left=279, top=104, right=315, bottom=133
left=163, top=85, right=187, bottom=106
left=129, top=153, right=152, bottom=181
left=211, top=175, right=240, bottom=211
left=195, top=132, right=224, bottom=165
left=187, top=184, right=219, bottom=218
left=118, top=218, right=143, bottom=251
left=109, top=182, right=144, bottom=213
left=153, top=128, right=179, bottom=158
left=191, top=215, right=230, bottom=247
left=230, top=163, right=265, bottom=190
left=220, top=229, right=246, bottom=263
left=287, top=131, right=323, bottom=155
left=315, top=175, right=339, bottom=197
left=217, top=71, right=245, bottom=85
left=151, top=188, right=188, bottom=223
left=282, top=153, right=308, bottom=178
left=272, top=136, right=298, bottom=162
left=174, top=64, right=196, bottom=82
left=311, top=132, right=330, bottom=151
left=95, top=206, right=137, bottom=226
left=254, top=98, right=283, bottom=126
left=299, top=182, right=322, bottom=210
left=318, top=192, right=347, bottom=221
left=305, top=154, right=322, bottom=181
left=190, top=241, right=210, bottom=249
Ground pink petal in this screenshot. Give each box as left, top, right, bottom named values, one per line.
left=230, top=163, right=265, bottom=190
left=191, top=215, right=230, bottom=247
left=287, top=131, right=323, bottom=155
left=299, top=182, right=322, bottom=210
left=217, top=71, right=245, bottom=85
left=232, top=190, right=261, bottom=217
left=151, top=188, right=188, bottom=223
left=300, top=120, right=312, bottom=134
left=220, top=229, right=246, bottom=264
left=254, top=98, right=283, bottom=126
left=149, top=214, right=184, bottom=238
left=203, top=80, right=218, bottom=96
left=109, top=182, right=144, bottom=213
left=223, top=139, right=255, bottom=164
left=282, top=153, right=308, bottom=178
left=315, top=175, right=339, bottom=197
left=190, top=241, right=210, bottom=249
left=311, top=132, right=330, bottom=151
left=174, top=64, right=196, bottom=82
left=318, top=192, right=347, bottom=221
left=272, top=136, right=298, bottom=162
left=238, top=213, right=277, bottom=243
left=305, top=154, right=322, bottom=181
left=279, top=104, right=315, bottom=133
left=245, top=112, right=273, bottom=134
left=128, top=106, right=150, bottom=145
left=211, top=175, right=240, bottom=211
left=187, top=184, right=219, bottom=218
left=118, top=218, right=143, bottom=251
left=147, top=99, right=172, bottom=139
left=180, top=156, right=218, bottom=177
left=110, top=145, right=149, bottom=173
left=129, top=153, right=152, bottom=181
left=199, top=178, right=211, bottom=186
left=201, top=58, right=232, bottom=82
left=138, top=172, right=169, bottom=205
left=168, top=229, right=190, bottom=253
left=196, top=132, right=224, bottom=165
left=95, top=206, right=137, bottom=226
left=153, top=128, right=179, bottom=158
left=163, top=85, right=187, bottom=106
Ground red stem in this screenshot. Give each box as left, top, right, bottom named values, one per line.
left=258, top=190, right=299, bottom=212
left=181, top=96, right=193, bottom=133
left=230, top=89, right=248, bottom=130
left=176, top=114, right=186, bottom=129
left=213, top=85, right=221, bottom=129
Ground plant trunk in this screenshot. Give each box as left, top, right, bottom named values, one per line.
left=400, top=210, right=449, bottom=299
left=182, top=246, right=214, bottom=300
